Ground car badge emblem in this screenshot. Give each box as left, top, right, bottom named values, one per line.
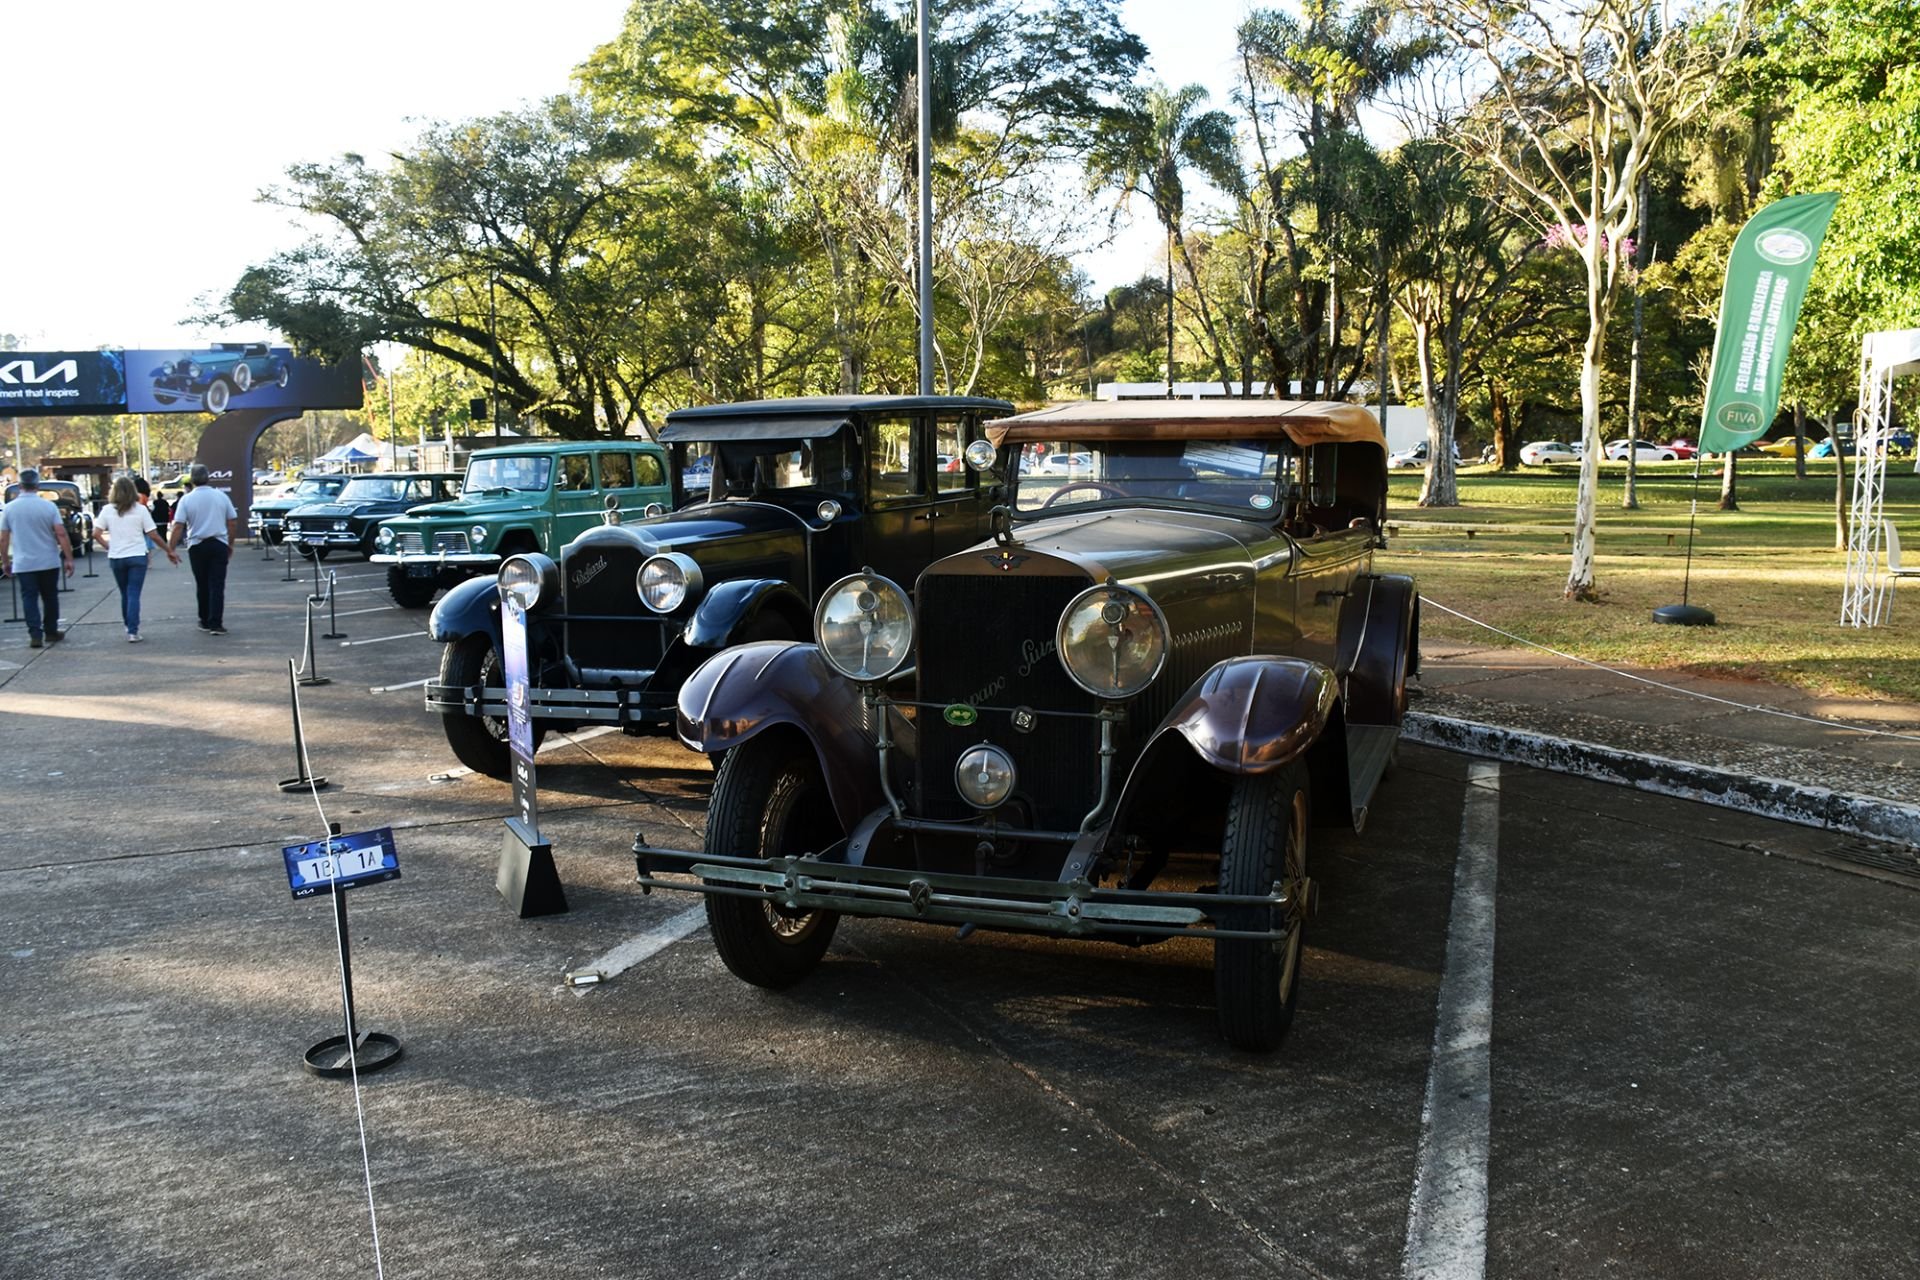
left=1010, top=706, right=1037, bottom=734
left=943, top=704, right=978, bottom=727
left=984, top=549, right=1027, bottom=571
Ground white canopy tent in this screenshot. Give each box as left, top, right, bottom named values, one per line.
left=1841, top=329, right=1920, bottom=627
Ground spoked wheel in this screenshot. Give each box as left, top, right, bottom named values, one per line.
left=702, top=736, right=842, bottom=988
left=1213, top=760, right=1312, bottom=1052
left=438, top=633, right=543, bottom=780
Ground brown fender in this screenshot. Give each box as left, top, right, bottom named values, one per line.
left=1144, top=655, right=1338, bottom=776
left=1337, top=573, right=1420, bottom=727
left=675, top=642, right=884, bottom=830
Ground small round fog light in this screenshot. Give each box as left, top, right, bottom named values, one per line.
left=954, top=743, right=1016, bottom=810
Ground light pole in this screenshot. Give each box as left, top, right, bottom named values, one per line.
left=916, top=0, right=934, bottom=396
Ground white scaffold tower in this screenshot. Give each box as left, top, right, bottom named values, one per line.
left=1840, top=328, right=1920, bottom=627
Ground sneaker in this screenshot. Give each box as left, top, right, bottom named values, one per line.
left=45, top=629, right=63, bottom=643
left=207, top=626, right=228, bottom=636
left=128, top=632, right=143, bottom=643
left=28, top=635, right=43, bottom=649
left=198, top=624, right=215, bottom=633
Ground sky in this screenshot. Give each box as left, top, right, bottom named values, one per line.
left=0, top=0, right=1251, bottom=353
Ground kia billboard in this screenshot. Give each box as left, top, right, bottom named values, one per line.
left=0, top=346, right=362, bottom=415
left=0, top=350, right=128, bottom=414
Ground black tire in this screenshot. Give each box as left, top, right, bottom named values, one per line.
left=438, top=633, right=544, bottom=780
left=360, top=528, right=381, bottom=559
left=388, top=566, right=437, bottom=609
left=204, top=378, right=231, bottom=414
left=703, top=737, right=842, bottom=988
left=1214, top=760, right=1311, bottom=1052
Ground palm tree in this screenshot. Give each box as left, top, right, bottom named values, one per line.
left=1087, top=83, right=1243, bottom=395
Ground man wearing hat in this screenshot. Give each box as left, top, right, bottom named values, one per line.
left=166, top=463, right=239, bottom=634
left=0, top=468, right=77, bottom=648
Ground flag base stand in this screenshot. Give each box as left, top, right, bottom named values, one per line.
left=1652, top=603, right=1716, bottom=626
left=497, top=816, right=568, bottom=917
left=304, top=1031, right=404, bottom=1078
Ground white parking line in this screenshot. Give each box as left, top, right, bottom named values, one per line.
left=568, top=906, right=708, bottom=992
left=339, top=630, right=428, bottom=647
left=329, top=586, right=401, bottom=597
left=1402, top=760, right=1500, bottom=1280
left=333, top=605, right=400, bottom=618
left=369, top=677, right=434, bottom=693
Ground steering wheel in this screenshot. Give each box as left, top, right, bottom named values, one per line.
left=1041, top=481, right=1126, bottom=509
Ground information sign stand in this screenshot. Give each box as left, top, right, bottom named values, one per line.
left=286, top=825, right=403, bottom=1078
left=495, top=596, right=567, bottom=917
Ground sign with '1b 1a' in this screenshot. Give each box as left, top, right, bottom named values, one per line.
left=283, top=828, right=401, bottom=899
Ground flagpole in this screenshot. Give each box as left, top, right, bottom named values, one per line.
left=1653, top=453, right=1714, bottom=625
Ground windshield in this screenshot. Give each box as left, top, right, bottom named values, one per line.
left=1011, top=439, right=1293, bottom=516
left=294, top=478, right=343, bottom=497
left=464, top=456, right=552, bottom=492
left=709, top=432, right=854, bottom=498
left=338, top=477, right=409, bottom=502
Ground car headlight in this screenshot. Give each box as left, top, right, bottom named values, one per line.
left=470, top=525, right=488, bottom=547
left=185, top=361, right=201, bottom=378
left=376, top=526, right=394, bottom=546
left=1056, top=584, right=1168, bottom=700
left=287, top=519, right=301, bottom=532
left=954, top=743, right=1016, bottom=810
left=815, top=572, right=913, bottom=681
left=637, top=552, right=703, bottom=614
left=497, top=552, right=558, bottom=612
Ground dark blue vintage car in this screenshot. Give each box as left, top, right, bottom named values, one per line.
left=149, top=343, right=289, bottom=415
left=283, top=471, right=463, bottom=560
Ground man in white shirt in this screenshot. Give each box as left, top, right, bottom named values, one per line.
left=167, top=464, right=240, bottom=634
left=0, top=468, right=76, bottom=647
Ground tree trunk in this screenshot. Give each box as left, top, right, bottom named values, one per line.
left=1413, top=318, right=1458, bottom=507
left=1165, top=230, right=1175, bottom=399
left=1718, top=449, right=1738, bottom=510
left=1565, top=297, right=1607, bottom=600
left=1834, top=415, right=1849, bottom=548
left=1792, top=402, right=1807, bottom=480
left=1490, top=382, right=1513, bottom=468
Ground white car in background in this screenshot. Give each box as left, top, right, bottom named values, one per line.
left=1604, top=439, right=1680, bottom=463
left=1031, top=451, right=1093, bottom=476
left=1386, top=440, right=1461, bottom=470
left=1519, top=440, right=1579, bottom=466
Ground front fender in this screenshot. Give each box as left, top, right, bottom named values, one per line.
left=682, top=579, right=812, bottom=649
left=427, top=574, right=502, bottom=645
left=676, top=642, right=883, bottom=831
left=1150, top=656, right=1337, bottom=775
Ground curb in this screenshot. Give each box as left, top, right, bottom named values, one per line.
left=1405, top=712, right=1920, bottom=874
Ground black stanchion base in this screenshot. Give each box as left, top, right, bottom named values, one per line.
left=278, top=774, right=331, bottom=792
left=303, top=1031, right=403, bottom=1078
left=297, top=673, right=333, bottom=687
left=1652, top=603, right=1716, bottom=626
left=498, top=817, right=569, bottom=917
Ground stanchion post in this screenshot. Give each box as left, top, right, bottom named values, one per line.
left=79, top=515, right=97, bottom=579
left=321, top=570, right=346, bottom=639
left=5, top=571, right=19, bottom=624
left=310, top=548, right=324, bottom=597
left=281, top=538, right=297, bottom=582
left=295, top=597, right=331, bottom=688
left=277, top=659, right=330, bottom=791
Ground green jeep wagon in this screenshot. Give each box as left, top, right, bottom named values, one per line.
left=371, top=440, right=672, bottom=607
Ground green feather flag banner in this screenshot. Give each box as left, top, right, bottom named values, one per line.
left=1697, top=192, right=1840, bottom=453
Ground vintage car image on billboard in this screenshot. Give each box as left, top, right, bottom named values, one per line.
left=141, top=343, right=290, bottom=414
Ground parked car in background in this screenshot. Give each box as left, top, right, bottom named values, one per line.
left=148, top=343, right=289, bottom=415
left=1755, top=438, right=1802, bottom=457
left=372, top=439, right=673, bottom=609
left=1808, top=438, right=1857, bottom=459
left=1604, top=439, right=1679, bottom=463
left=1519, top=440, right=1578, bottom=466
left=1387, top=439, right=1460, bottom=469
left=1029, top=450, right=1093, bottom=476
left=3, top=479, right=91, bottom=553
left=249, top=474, right=349, bottom=545
left=283, top=472, right=463, bottom=560
left=425, top=395, right=1014, bottom=777
left=1664, top=439, right=1698, bottom=460
left=639, top=398, right=1420, bottom=1051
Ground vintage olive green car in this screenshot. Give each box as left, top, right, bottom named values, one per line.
left=634, top=400, right=1420, bottom=1051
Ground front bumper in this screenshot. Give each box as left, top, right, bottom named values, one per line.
left=371, top=551, right=502, bottom=569
left=290, top=530, right=363, bottom=547
left=426, top=679, right=674, bottom=726
left=631, top=823, right=1297, bottom=943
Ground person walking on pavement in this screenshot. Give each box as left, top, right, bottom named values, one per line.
left=167, top=464, right=238, bottom=635
left=0, top=468, right=76, bottom=648
left=94, top=474, right=179, bottom=641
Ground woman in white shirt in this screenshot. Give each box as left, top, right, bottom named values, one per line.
left=92, top=475, right=179, bottom=641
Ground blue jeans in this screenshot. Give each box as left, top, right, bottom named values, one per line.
left=15, top=567, right=61, bottom=640
left=111, top=556, right=149, bottom=634
left=188, top=539, right=230, bottom=628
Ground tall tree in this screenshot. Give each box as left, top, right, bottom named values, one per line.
left=1086, top=83, right=1243, bottom=394
left=1410, top=0, right=1753, bottom=600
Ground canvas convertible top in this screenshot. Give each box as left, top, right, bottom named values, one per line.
left=988, top=400, right=1388, bottom=452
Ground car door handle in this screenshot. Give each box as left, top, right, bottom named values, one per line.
left=914, top=511, right=942, bottom=522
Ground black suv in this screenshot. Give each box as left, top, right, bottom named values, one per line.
left=283, top=471, right=462, bottom=560
left=424, top=394, right=1014, bottom=777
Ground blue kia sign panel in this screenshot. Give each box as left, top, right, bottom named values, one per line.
left=128, top=344, right=363, bottom=414
left=0, top=350, right=127, bottom=414
left=0, top=345, right=361, bottom=415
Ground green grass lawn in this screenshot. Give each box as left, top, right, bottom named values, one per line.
left=1379, top=458, right=1920, bottom=704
